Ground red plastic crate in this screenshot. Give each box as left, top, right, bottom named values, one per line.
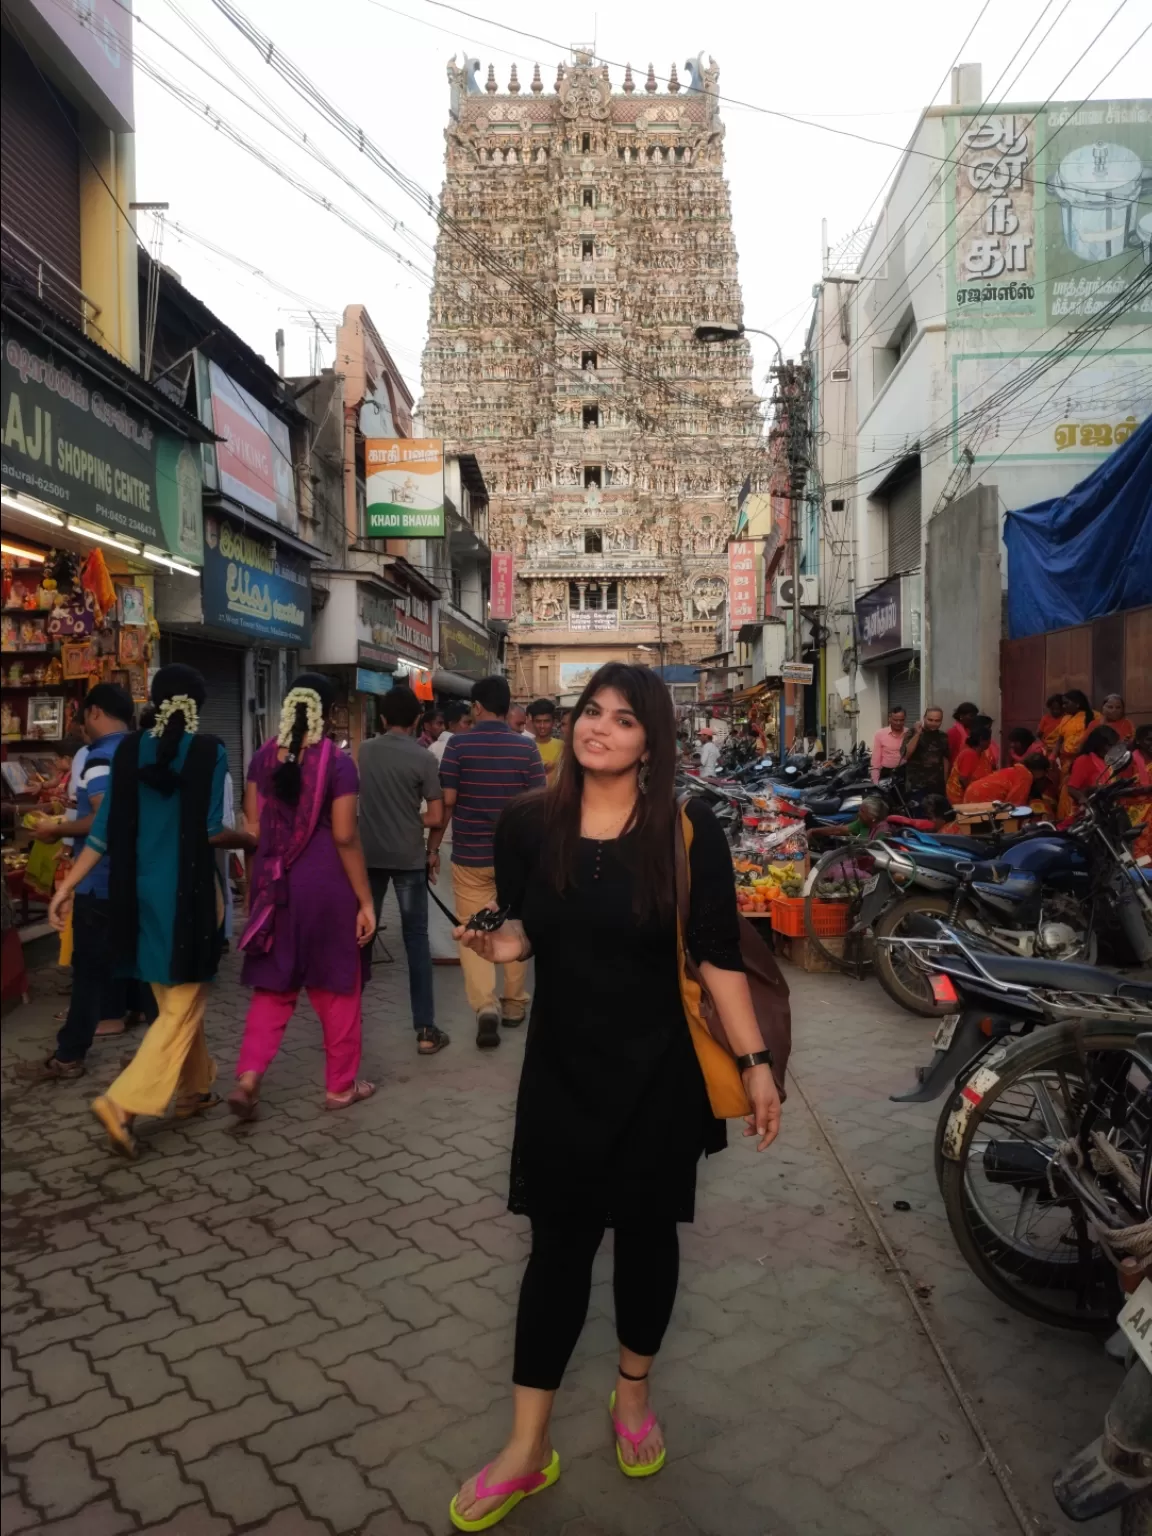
left=770, top=895, right=848, bottom=939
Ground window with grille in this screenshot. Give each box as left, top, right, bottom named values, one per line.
left=584, top=529, right=603, bottom=553
left=583, top=404, right=599, bottom=428
left=582, top=350, right=598, bottom=370
left=584, top=466, right=602, bottom=489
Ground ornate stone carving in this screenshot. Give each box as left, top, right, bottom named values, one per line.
left=421, top=56, right=760, bottom=677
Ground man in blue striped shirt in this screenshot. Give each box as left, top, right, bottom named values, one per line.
left=431, top=675, right=545, bottom=1048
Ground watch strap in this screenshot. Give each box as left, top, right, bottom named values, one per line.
left=736, top=1049, right=774, bottom=1072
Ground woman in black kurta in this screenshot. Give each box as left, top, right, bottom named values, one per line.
left=449, top=665, right=782, bottom=1533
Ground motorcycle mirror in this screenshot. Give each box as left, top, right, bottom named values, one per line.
left=1105, top=744, right=1133, bottom=769
left=785, top=765, right=798, bottom=776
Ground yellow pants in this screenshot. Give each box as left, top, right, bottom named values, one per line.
left=106, top=982, right=215, bottom=1116
left=451, top=863, right=530, bottom=1018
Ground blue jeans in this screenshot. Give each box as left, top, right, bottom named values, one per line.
left=369, top=868, right=435, bottom=1031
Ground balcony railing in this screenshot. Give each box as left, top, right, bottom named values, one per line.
left=1, top=223, right=101, bottom=335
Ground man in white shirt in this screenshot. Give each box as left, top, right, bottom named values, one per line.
left=697, top=727, right=720, bottom=777
left=429, top=701, right=472, bottom=763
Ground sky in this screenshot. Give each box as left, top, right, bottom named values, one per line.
left=129, top=0, right=1152, bottom=403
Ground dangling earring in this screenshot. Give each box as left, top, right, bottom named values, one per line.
left=638, top=759, right=650, bottom=795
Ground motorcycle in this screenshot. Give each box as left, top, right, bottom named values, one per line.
left=870, top=763, right=1152, bottom=1014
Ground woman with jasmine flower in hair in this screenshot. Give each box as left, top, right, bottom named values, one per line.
left=48, top=665, right=254, bottom=1158
left=228, top=674, right=377, bottom=1118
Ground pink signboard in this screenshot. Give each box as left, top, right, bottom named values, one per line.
left=490, top=553, right=515, bottom=621
left=728, top=540, right=757, bottom=630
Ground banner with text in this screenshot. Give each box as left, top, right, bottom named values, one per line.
left=490, top=552, right=515, bottom=620
left=728, top=540, right=757, bottom=630
left=2, top=315, right=203, bottom=561
left=204, top=360, right=297, bottom=532
left=365, top=439, right=445, bottom=537
left=201, top=514, right=311, bottom=645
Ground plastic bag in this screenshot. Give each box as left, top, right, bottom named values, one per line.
left=23, top=837, right=63, bottom=898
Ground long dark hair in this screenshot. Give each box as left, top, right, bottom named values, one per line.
left=272, top=672, right=335, bottom=805
left=965, top=714, right=994, bottom=750
left=1081, top=724, right=1118, bottom=758
left=139, top=664, right=207, bottom=793
left=1063, top=689, right=1094, bottom=727
left=544, top=662, right=677, bottom=920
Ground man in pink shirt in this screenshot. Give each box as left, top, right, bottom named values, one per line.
left=871, top=706, right=908, bottom=782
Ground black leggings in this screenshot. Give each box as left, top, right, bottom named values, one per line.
left=513, top=1221, right=680, bottom=1391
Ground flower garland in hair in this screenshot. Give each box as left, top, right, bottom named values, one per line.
left=151, top=695, right=199, bottom=736
left=277, top=687, right=325, bottom=756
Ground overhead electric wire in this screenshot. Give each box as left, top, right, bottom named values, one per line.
left=208, top=0, right=768, bottom=425
left=832, top=2, right=1138, bottom=382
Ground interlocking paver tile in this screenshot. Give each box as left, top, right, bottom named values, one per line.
left=2, top=941, right=1112, bottom=1535
left=98, top=1441, right=200, bottom=1524
left=16, top=1436, right=109, bottom=1519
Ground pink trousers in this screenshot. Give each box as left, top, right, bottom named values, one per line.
left=237, top=987, right=362, bottom=1095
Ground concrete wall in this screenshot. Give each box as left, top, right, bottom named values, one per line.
left=925, top=484, right=1001, bottom=722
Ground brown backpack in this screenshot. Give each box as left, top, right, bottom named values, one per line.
left=674, top=801, right=792, bottom=1117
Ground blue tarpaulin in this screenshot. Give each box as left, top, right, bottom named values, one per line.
left=1003, top=415, right=1152, bottom=639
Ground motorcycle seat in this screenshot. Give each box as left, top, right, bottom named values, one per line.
left=801, top=797, right=844, bottom=817
left=974, top=953, right=1152, bottom=999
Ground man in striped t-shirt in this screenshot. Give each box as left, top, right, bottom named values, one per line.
left=430, top=676, right=545, bottom=1048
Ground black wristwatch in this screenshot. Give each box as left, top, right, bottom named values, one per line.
left=736, top=1050, right=774, bottom=1073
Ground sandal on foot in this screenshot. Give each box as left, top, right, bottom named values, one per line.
left=91, top=1096, right=137, bottom=1160
left=325, top=1080, right=376, bottom=1111
left=609, top=1389, right=666, bottom=1478
left=15, top=1055, right=85, bottom=1083
left=94, top=1018, right=127, bottom=1038
left=174, top=1092, right=220, bottom=1121
left=449, top=1449, right=560, bottom=1532
left=227, top=1084, right=260, bottom=1122
left=416, top=1027, right=450, bottom=1055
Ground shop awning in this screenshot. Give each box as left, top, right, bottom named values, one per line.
left=432, top=669, right=477, bottom=699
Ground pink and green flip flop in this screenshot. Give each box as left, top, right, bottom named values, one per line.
left=448, top=1448, right=560, bottom=1532
left=609, top=1389, right=667, bottom=1478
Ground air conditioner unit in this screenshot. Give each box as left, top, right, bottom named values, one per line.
left=775, top=575, right=818, bottom=608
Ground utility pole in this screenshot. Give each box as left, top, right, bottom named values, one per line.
left=771, top=358, right=812, bottom=748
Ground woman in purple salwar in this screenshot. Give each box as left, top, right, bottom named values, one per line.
left=229, top=675, right=377, bottom=1117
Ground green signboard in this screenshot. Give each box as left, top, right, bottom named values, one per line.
left=1, top=315, right=203, bottom=561
left=946, top=99, right=1152, bottom=329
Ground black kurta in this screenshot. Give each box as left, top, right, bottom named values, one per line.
left=495, top=795, right=744, bottom=1227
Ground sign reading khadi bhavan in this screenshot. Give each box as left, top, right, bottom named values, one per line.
left=365, top=439, right=445, bottom=537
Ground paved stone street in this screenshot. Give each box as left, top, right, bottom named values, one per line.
left=0, top=909, right=1120, bottom=1536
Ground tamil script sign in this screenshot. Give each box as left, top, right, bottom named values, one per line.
left=365, top=439, right=445, bottom=537
left=439, top=614, right=491, bottom=679
left=490, top=552, right=515, bottom=620
left=780, top=661, right=815, bottom=684
left=948, top=99, right=1152, bottom=329
left=855, top=577, right=902, bottom=662
left=728, top=540, right=757, bottom=630
left=2, top=315, right=203, bottom=562
left=201, top=515, right=311, bottom=645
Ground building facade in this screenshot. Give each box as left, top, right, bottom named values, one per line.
left=420, top=53, right=760, bottom=702
left=843, top=71, right=1150, bottom=737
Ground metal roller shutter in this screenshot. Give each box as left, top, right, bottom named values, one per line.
left=886, top=467, right=922, bottom=574
left=886, top=661, right=921, bottom=719
left=164, top=637, right=246, bottom=786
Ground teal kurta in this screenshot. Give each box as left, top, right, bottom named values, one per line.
left=88, top=734, right=227, bottom=984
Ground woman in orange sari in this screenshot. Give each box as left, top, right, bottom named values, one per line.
left=1128, top=724, right=1152, bottom=863
left=1101, top=694, right=1135, bottom=743
left=1036, top=693, right=1066, bottom=754
left=1059, top=725, right=1118, bottom=821
left=946, top=715, right=997, bottom=804
left=1055, top=691, right=1101, bottom=815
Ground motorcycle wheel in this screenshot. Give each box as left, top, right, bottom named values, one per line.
left=803, top=842, right=876, bottom=975
left=938, top=1024, right=1142, bottom=1332
left=873, top=894, right=971, bottom=1017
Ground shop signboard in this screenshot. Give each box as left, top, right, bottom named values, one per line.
left=2, top=316, right=203, bottom=561
left=728, top=540, right=757, bottom=630
left=355, top=668, right=393, bottom=696
left=780, top=661, right=815, bottom=684
left=28, top=0, right=134, bottom=131
left=439, top=614, right=491, bottom=679
left=364, top=439, right=445, bottom=537
left=490, top=552, right=515, bottom=620
left=201, top=514, right=311, bottom=645
left=203, top=360, right=298, bottom=533
left=855, top=577, right=902, bottom=662
left=947, top=99, right=1152, bottom=329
